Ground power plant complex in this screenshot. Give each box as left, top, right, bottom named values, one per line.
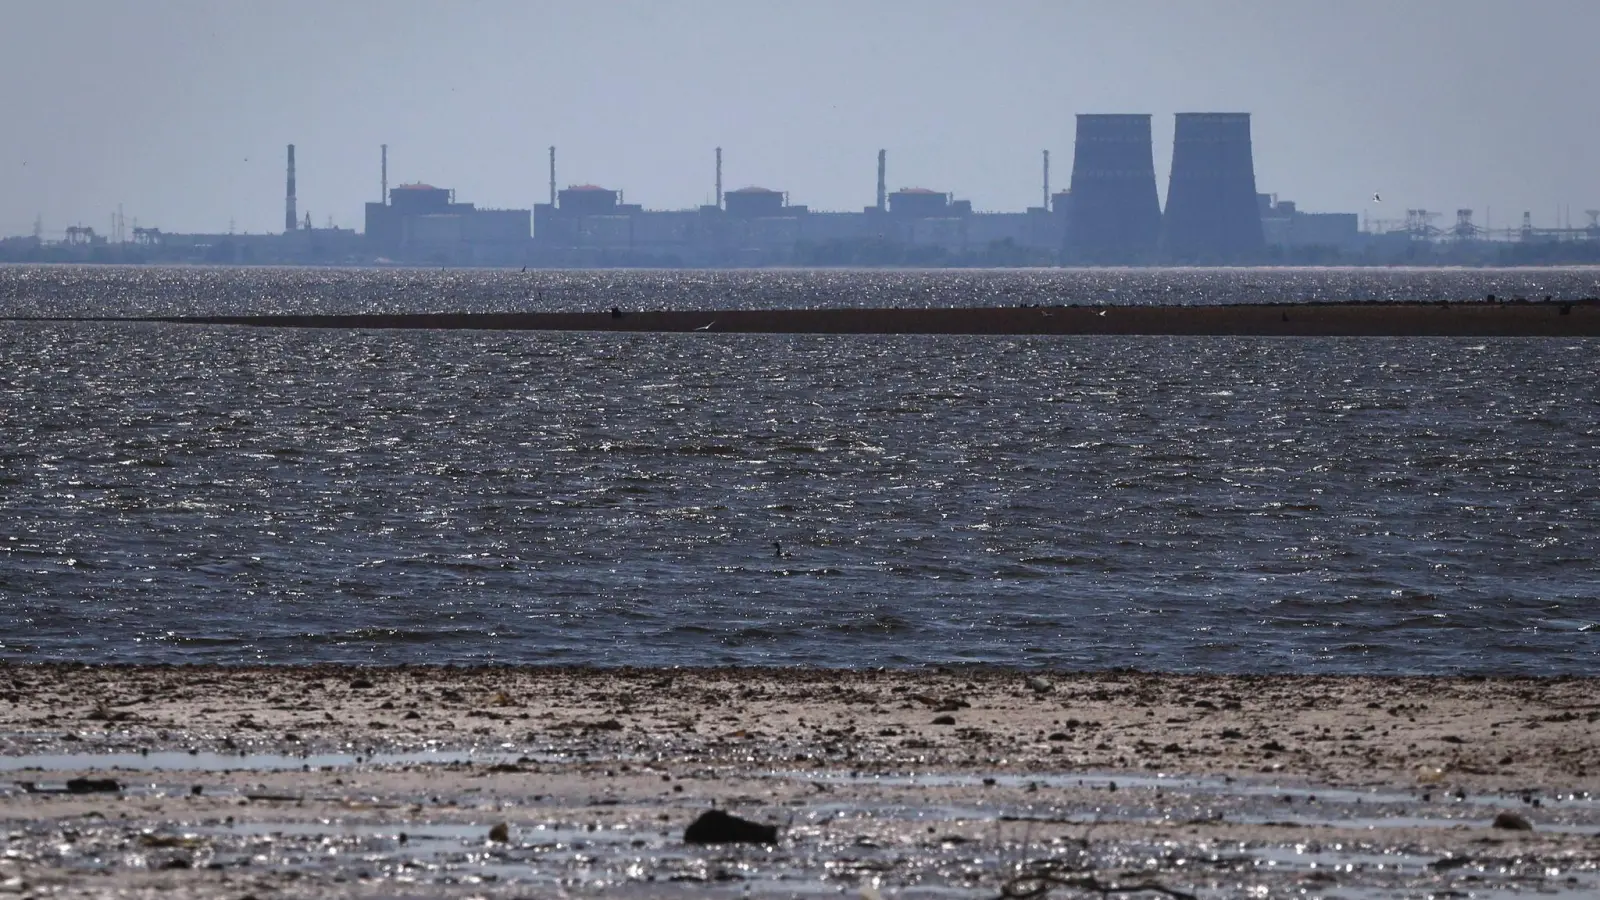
left=9, top=112, right=1599, bottom=267
left=351, top=112, right=1308, bottom=266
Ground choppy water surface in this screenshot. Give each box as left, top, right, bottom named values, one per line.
left=1, top=266, right=1597, bottom=672
left=3, top=263, right=1600, bottom=317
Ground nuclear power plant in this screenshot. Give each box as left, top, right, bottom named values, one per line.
left=349, top=111, right=1299, bottom=265
left=10, top=110, right=1599, bottom=267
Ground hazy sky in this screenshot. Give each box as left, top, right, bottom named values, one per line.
left=3, top=0, right=1595, bottom=236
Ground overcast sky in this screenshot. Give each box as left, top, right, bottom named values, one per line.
left=2, top=0, right=1595, bottom=236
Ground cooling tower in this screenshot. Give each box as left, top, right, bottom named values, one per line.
left=1065, top=114, right=1161, bottom=262
left=1161, top=113, right=1265, bottom=262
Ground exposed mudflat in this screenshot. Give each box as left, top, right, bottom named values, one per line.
left=1, top=665, right=1597, bottom=897
left=17, top=297, right=1600, bottom=335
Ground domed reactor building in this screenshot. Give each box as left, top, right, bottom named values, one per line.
left=1162, top=113, right=1265, bottom=263
left=1064, top=114, right=1162, bottom=263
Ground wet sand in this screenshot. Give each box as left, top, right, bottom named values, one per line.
left=17, top=297, right=1600, bottom=335
left=2, top=665, right=1596, bottom=897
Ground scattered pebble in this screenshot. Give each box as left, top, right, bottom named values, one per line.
left=1492, top=811, right=1533, bottom=831
left=684, top=809, right=778, bottom=845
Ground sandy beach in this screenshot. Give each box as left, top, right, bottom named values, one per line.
left=1, top=665, right=1596, bottom=897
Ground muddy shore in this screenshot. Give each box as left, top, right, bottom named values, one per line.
left=1, top=665, right=1596, bottom=897
left=15, top=297, right=1600, bottom=335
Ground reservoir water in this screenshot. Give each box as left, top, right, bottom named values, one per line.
left=2, top=266, right=1597, bottom=672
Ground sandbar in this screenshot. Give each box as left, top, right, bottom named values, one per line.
left=13, top=297, right=1600, bottom=336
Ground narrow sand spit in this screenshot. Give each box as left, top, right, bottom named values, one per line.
left=1, top=665, right=1596, bottom=897
left=17, top=297, right=1600, bottom=335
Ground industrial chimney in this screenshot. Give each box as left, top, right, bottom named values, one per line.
left=1066, top=114, right=1161, bottom=263
left=548, top=146, right=556, bottom=207
left=285, top=144, right=297, bottom=233
left=715, top=147, right=723, bottom=210
left=876, top=149, right=886, bottom=213
left=381, top=144, right=388, bottom=206
left=1162, top=113, right=1265, bottom=262
left=1042, top=149, right=1050, bottom=211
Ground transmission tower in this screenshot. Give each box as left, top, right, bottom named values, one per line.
left=1404, top=209, right=1441, bottom=238
left=1451, top=209, right=1483, bottom=240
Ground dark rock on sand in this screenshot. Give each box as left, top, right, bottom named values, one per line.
left=1492, top=811, right=1533, bottom=831
left=65, top=777, right=120, bottom=794
left=684, top=809, right=778, bottom=845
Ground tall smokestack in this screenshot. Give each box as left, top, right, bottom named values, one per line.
left=1042, top=149, right=1050, bottom=210
left=285, top=144, right=297, bottom=232
left=548, top=146, right=556, bottom=207
left=876, top=149, right=886, bottom=212
left=715, top=146, right=723, bottom=209
left=381, top=144, right=388, bottom=206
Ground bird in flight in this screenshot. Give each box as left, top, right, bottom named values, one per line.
left=1372, top=192, right=1382, bottom=203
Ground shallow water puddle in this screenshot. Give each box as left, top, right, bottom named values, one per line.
left=795, top=769, right=1597, bottom=807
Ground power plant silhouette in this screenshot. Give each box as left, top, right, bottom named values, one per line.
left=1064, top=112, right=1266, bottom=264
left=1066, top=114, right=1163, bottom=263
left=355, top=111, right=1275, bottom=265
left=1162, top=113, right=1265, bottom=261
left=30, top=110, right=1408, bottom=267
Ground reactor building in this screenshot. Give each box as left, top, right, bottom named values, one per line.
left=529, top=147, right=1067, bottom=265
left=362, top=147, right=531, bottom=264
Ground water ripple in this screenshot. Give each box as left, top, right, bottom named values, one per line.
left=0, top=269, right=1598, bottom=673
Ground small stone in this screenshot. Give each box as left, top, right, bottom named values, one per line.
left=684, top=809, right=777, bottom=845
left=487, top=822, right=510, bottom=842
left=1492, top=811, right=1533, bottom=831
left=1025, top=677, right=1053, bottom=694
left=932, top=714, right=956, bottom=725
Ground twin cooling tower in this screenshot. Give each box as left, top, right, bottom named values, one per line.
left=1067, top=113, right=1264, bottom=263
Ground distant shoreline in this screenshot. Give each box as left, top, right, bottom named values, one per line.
left=10, top=297, right=1600, bottom=336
